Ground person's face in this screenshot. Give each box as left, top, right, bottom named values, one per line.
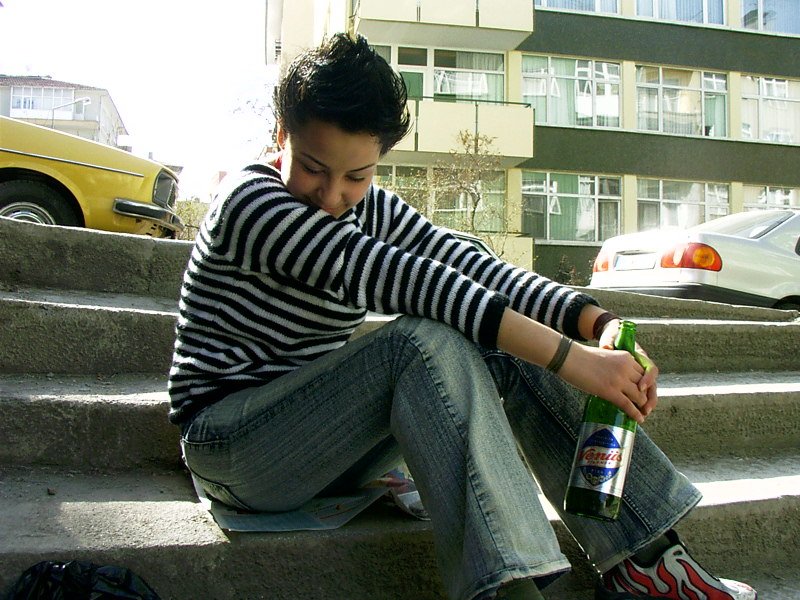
left=277, top=119, right=382, bottom=218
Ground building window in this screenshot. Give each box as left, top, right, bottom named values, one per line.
left=377, top=164, right=432, bottom=218
left=522, top=55, right=621, bottom=128
left=398, top=46, right=427, bottom=66
left=378, top=165, right=430, bottom=212
left=636, top=66, right=727, bottom=137
left=742, top=0, right=800, bottom=35
left=743, top=184, right=800, bottom=209
left=741, top=75, right=800, bottom=145
left=637, top=0, right=724, bottom=24
left=432, top=170, right=507, bottom=232
left=397, top=46, right=428, bottom=99
left=378, top=165, right=508, bottom=230
left=534, top=0, right=619, bottom=14
left=433, top=50, right=504, bottom=103
left=522, top=172, right=621, bottom=241
left=10, top=86, right=75, bottom=119
left=372, top=44, right=391, bottom=63
left=637, top=178, right=729, bottom=230
left=375, top=165, right=394, bottom=188
left=393, top=47, right=505, bottom=103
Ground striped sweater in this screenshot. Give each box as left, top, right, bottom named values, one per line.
left=168, top=164, right=598, bottom=424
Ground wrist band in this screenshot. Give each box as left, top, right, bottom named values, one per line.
left=592, top=311, right=620, bottom=341
left=546, top=335, right=573, bottom=373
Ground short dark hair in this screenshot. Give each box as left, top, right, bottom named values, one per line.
left=273, top=33, right=411, bottom=155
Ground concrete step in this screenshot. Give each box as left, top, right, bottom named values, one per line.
left=4, top=211, right=799, bottom=600
left=644, top=370, right=800, bottom=457
left=0, top=373, right=179, bottom=471
left=1, top=371, right=797, bottom=472
left=0, top=294, right=178, bottom=375
left=1, top=290, right=799, bottom=375
left=1, top=459, right=797, bottom=600
left=3, top=215, right=798, bottom=323
left=0, top=216, right=190, bottom=301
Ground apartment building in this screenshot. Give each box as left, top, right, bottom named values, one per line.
left=0, top=75, right=127, bottom=148
left=267, top=0, right=800, bottom=278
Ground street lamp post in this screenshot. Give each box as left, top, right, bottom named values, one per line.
left=50, top=96, right=91, bottom=128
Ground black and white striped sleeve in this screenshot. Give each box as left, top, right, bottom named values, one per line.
left=365, top=186, right=599, bottom=340
left=208, top=175, right=510, bottom=348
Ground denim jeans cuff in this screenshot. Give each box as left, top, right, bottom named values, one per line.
left=594, top=487, right=702, bottom=574
left=468, top=558, right=572, bottom=600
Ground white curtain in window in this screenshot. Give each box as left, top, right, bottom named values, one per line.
left=662, top=88, right=702, bottom=135
left=674, top=203, right=703, bottom=228
left=596, top=83, right=620, bottom=127
left=522, top=76, right=549, bottom=124
left=764, top=0, right=800, bottom=34
left=551, top=78, right=577, bottom=125
left=547, top=0, right=594, bottom=10
left=550, top=59, right=577, bottom=125
left=577, top=196, right=596, bottom=240
left=638, top=201, right=661, bottom=230
left=575, top=80, right=593, bottom=122
left=456, top=52, right=503, bottom=72
left=741, top=98, right=759, bottom=139
left=742, top=0, right=759, bottom=29
left=435, top=71, right=489, bottom=96
left=522, top=77, right=548, bottom=98
left=660, top=0, right=703, bottom=22
left=435, top=52, right=504, bottom=101
left=600, top=0, right=618, bottom=12
left=707, top=0, right=724, bottom=23
left=637, top=87, right=660, bottom=131
left=637, top=0, right=655, bottom=16
left=598, top=200, right=619, bottom=240
left=704, top=93, right=727, bottom=137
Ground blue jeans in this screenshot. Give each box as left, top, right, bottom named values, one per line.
left=181, top=316, right=701, bottom=600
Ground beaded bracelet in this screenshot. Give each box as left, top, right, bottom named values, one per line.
left=546, top=335, right=573, bottom=374
left=592, top=311, right=620, bottom=341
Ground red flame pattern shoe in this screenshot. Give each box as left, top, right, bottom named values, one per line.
left=596, top=530, right=757, bottom=599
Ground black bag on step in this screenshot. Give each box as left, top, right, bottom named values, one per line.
left=5, top=560, right=161, bottom=600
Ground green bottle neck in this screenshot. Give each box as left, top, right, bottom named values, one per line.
left=614, top=321, right=637, bottom=354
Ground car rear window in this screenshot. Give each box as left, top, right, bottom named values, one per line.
left=693, top=210, right=793, bottom=239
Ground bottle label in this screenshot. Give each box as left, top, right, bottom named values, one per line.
left=568, top=423, right=635, bottom=497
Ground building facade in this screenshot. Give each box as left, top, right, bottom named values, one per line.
left=0, top=75, right=128, bottom=148
left=267, top=0, right=800, bottom=279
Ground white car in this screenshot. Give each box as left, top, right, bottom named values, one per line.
left=589, top=209, right=800, bottom=310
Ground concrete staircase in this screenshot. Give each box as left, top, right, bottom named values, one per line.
left=1, top=216, right=799, bottom=599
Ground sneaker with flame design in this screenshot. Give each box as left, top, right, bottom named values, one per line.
left=596, top=530, right=757, bottom=599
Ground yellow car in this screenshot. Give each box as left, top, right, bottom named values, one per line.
left=0, top=115, right=183, bottom=238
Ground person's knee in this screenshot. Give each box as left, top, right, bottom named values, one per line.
left=389, top=315, right=479, bottom=359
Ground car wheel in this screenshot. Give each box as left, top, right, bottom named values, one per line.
left=0, top=180, right=81, bottom=227
left=775, top=300, right=800, bottom=311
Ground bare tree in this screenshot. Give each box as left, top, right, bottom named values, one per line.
left=429, top=130, right=510, bottom=257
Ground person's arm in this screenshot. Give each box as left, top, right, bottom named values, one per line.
left=496, top=306, right=658, bottom=423
left=373, top=186, right=602, bottom=341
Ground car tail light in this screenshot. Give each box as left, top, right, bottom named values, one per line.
left=660, top=243, right=722, bottom=271
left=593, top=249, right=611, bottom=273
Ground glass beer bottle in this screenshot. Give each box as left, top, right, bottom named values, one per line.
left=564, top=320, right=638, bottom=521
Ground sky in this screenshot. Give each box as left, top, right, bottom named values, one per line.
left=0, top=0, right=278, bottom=199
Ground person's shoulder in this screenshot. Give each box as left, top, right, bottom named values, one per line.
left=366, top=181, right=406, bottom=210
left=237, top=160, right=283, bottom=188
left=216, top=162, right=285, bottom=202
